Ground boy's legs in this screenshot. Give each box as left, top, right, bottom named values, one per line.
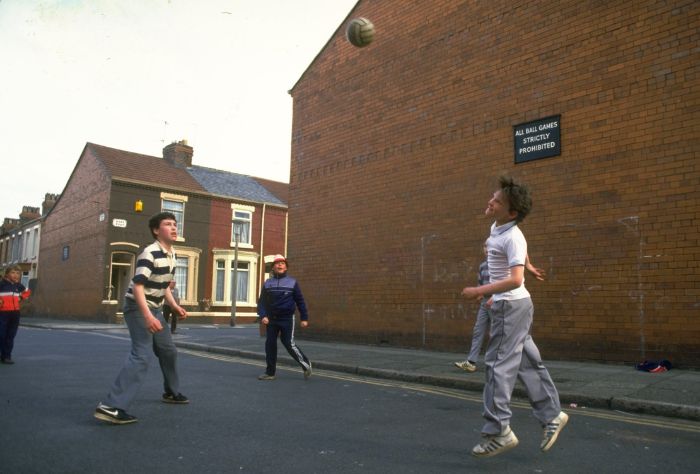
left=481, top=299, right=532, bottom=435
left=278, top=318, right=311, bottom=372
left=264, top=320, right=280, bottom=375
left=517, top=335, right=561, bottom=424
left=103, top=304, right=155, bottom=410
left=0, top=316, right=6, bottom=359
left=150, top=307, right=180, bottom=395
left=467, top=301, right=490, bottom=362
left=0, top=313, right=20, bottom=360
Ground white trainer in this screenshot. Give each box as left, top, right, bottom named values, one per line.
left=541, top=411, right=569, bottom=452
left=471, top=426, right=519, bottom=458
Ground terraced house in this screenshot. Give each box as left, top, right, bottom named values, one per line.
left=33, top=140, right=288, bottom=323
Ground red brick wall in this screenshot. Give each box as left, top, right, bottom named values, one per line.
left=289, top=0, right=700, bottom=365
left=260, top=206, right=287, bottom=259
left=34, top=149, right=111, bottom=319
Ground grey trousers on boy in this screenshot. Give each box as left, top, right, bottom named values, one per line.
left=467, top=300, right=490, bottom=362
left=482, top=298, right=561, bottom=435
left=103, top=300, right=180, bottom=410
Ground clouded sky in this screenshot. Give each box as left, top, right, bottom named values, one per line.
left=0, top=0, right=358, bottom=220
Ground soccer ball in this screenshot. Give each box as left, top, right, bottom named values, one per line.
left=346, top=17, right=375, bottom=48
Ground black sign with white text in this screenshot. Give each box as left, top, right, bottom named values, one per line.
left=513, top=115, right=561, bottom=163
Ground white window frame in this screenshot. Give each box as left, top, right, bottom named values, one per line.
left=161, top=192, right=188, bottom=242
left=172, top=246, right=200, bottom=305
left=32, top=227, right=40, bottom=259
left=211, top=249, right=258, bottom=307
left=230, top=203, right=255, bottom=249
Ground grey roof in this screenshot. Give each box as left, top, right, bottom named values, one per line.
left=187, top=165, right=286, bottom=206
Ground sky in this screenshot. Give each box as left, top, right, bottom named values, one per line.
left=0, top=0, right=359, bottom=220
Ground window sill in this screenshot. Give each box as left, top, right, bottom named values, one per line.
left=230, top=242, right=253, bottom=249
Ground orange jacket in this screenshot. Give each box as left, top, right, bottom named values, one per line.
left=0, top=279, right=28, bottom=313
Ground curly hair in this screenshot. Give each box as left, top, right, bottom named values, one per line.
left=499, top=176, right=532, bottom=223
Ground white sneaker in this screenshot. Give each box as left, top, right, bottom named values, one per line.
left=541, top=411, right=569, bottom=451
left=454, top=360, right=477, bottom=372
left=471, top=427, right=519, bottom=458
left=303, top=362, right=312, bottom=380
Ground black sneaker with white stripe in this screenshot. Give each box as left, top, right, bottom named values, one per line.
left=94, top=403, right=137, bottom=425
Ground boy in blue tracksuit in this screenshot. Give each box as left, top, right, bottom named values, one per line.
left=257, top=254, right=312, bottom=380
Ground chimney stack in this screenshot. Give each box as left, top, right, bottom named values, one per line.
left=2, top=217, right=19, bottom=233
left=42, top=193, right=59, bottom=216
left=19, top=206, right=41, bottom=223
left=163, top=139, right=193, bottom=168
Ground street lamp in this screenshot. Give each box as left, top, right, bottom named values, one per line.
left=230, top=223, right=241, bottom=327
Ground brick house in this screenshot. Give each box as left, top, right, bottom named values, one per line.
left=287, top=1, right=700, bottom=365
left=0, top=202, right=50, bottom=285
left=33, top=141, right=287, bottom=323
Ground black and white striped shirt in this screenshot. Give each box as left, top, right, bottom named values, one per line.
left=125, top=241, right=176, bottom=308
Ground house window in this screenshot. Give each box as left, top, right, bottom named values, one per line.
left=171, top=246, right=200, bottom=305
left=215, top=260, right=226, bottom=301
left=230, top=203, right=255, bottom=248
left=211, top=250, right=258, bottom=306
left=161, top=192, right=188, bottom=240
left=62, top=245, right=70, bottom=261
left=11, top=233, right=22, bottom=262
left=32, top=228, right=39, bottom=258
left=24, top=231, right=32, bottom=260
left=175, top=256, right=189, bottom=301
left=232, top=211, right=251, bottom=245
left=230, top=261, right=250, bottom=303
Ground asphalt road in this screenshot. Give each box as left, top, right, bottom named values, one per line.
left=1, top=327, right=699, bottom=474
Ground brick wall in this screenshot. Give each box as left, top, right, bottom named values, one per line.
left=289, top=0, right=700, bottom=365
left=35, top=150, right=110, bottom=319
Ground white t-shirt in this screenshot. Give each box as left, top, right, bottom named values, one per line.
left=486, top=221, right=530, bottom=301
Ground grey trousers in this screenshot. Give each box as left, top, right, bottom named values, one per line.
left=103, top=301, right=180, bottom=410
left=467, top=300, right=490, bottom=362
left=481, top=298, right=561, bottom=435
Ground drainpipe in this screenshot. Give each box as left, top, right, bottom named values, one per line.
left=259, top=203, right=266, bottom=289
left=284, top=209, right=288, bottom=256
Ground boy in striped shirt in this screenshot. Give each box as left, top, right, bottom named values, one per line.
left=95, top=212, right=189, bottom=424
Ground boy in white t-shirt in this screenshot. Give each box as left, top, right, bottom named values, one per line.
left=462, top=176, right=567, bottom=458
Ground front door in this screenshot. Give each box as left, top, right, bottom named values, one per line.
left=110, top=252, right=135, bottom=308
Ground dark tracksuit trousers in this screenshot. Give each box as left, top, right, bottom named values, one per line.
left=0, top=311, right=20, bottom=361
left=264, top=316, right=310, bottom=376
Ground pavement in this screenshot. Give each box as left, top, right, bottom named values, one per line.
left=20, top=317, right=700, bottom=422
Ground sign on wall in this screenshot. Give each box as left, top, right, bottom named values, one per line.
left=112, top=218, right=127, bottom=228
left=513, top=115, right=561, bottom=163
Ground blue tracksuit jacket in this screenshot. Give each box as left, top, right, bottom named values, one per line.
left=257, top=273, right=308, bottom=321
